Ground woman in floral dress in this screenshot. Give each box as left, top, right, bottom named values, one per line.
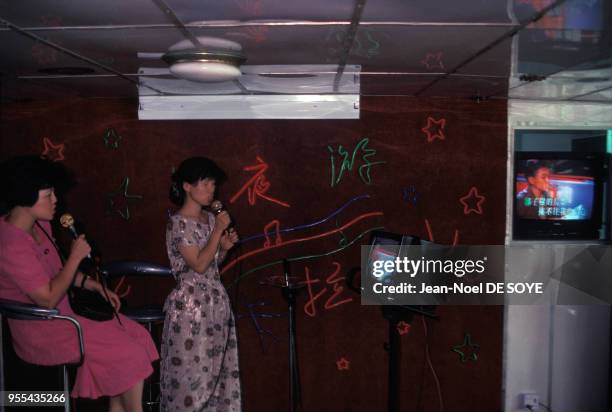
left=160, top=157, right=241, bottom=411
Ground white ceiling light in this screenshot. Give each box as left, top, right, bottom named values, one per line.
left=162, top=37, right=246, bottom=83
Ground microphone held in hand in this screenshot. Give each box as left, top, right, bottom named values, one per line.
left=60, top=213, right=92, bottom=259
left=210, top=200, right=235, bottom=230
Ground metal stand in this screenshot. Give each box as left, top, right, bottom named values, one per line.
left=382, top=306, right=438, bottom=412
left=278, top=260, right=304, bottom=412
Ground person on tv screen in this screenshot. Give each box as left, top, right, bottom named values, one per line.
left=516, top=160, right=561, bottom=219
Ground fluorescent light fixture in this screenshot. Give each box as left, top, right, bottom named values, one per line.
left=137, top=64, right=360, bottom=119
left=138, top=94, right=359, bottom=120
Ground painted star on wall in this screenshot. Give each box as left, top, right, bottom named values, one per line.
left=336, top=357, right=350, bottom=371
left=106, top=177, right=143, bottom=220
left=459, top=186, right=486, bottom=215
left=103, top=128, right=123, bottom=149
left=451, top=333, right=480, bottom=363
left=421, top=116, right=446, bottom=143
left=397, top=321, right=411, bottom=336
left=40, top=137, right=65, bottom=162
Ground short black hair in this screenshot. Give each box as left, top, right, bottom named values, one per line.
left=169, top=157, right=226, bottom=206
left=523, top=160, right=553, bottom=179
left=0, top=155, right=73, bottom=215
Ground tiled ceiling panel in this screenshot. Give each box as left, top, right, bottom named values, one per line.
left=0, top=0, right=610, bottom=104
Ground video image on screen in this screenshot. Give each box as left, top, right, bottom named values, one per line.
left=368, top=245, right=398, bottom=282
left=515, top=159, right=595, bottom=221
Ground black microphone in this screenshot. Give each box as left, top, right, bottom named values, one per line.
left=59, top=213, right=92, bottom=259
left=210, top=200, right=235, bottom=230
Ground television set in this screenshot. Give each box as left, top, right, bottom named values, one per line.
left=366, top=230, right=437, bottom=316
left=513, top=152, right=605, bottom=240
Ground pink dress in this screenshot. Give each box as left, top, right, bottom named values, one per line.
left=0, top=218, right=159, bottom=399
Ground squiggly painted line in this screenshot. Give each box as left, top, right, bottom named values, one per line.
left=335, top=217, right=348, bottom=247
left=228, top=226, right=384, bottom=288
left=425, top=218, right=460, bottom=246
left=222, top=212, right=383, bottom=274
left=263, top=220, right=282, bottom=248
left=425, top=218, right=435, bottom=242
left=238, top=194, right=370, bottom=245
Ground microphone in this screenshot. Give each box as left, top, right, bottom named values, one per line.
left=210, top=200, right=224, bottom=214
left=210, top=200, right=235, bottom=230
left=60, top=213, right=92, bottom=259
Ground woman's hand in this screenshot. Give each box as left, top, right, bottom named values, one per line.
left=220, top=228, right=239, bottom=251
left=69, top=235, right=91, bottom=262
left=213, top=211, right=231, bottom=233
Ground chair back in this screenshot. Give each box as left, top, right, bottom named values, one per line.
left=0, top=298, right=85, bottom=366
left=99, top=261, right=172, bottom=279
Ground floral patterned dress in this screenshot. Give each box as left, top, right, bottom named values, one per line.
left=160, top=213, right=242, bottom=411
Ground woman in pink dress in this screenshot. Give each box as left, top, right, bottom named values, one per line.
left=0, top=156, right=159, bottom=411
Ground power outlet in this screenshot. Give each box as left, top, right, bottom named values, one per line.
left=520, top=392, right=539, bottom=410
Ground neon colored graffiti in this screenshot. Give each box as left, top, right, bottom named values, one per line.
left=424, top=218, right=460, bottom=246
left=230, top=156, right=290, bottom=208
left=336, top=357, right=350, bottom=371
left=335, top=217, right=349, bottom=247
left=106, top=176, right=144, bottom=220
left=236, top=301, right=283, bottom=353
left=402, top=185, right=419, bottom=206
left=328, top=138, right=385, bottom=187
left=421, top=116, right=446, bottom=143
left=103, top=128, right=123, bottom=149
left=239, top=195, right=370, bottom=245
left=263, top=220, right=282, bottom=248
left=459, top=186, right=486, bottom=215
left=228, top=226, right=384, bottom=288
left=397, top=321, right=411, bottom=336
left=451, top=333, right=480, bottom=363
left=303, top=262, right=353, bottom=318
left=221, top=211, right=384, bottom=274
left=40, top=137, right=65, bottom=162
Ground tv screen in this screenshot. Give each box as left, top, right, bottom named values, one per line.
left=367, top=231, right=403, bottom=284
left=513, top=152, right=605, bottom=240
left=515, top=158, right=596, bottom=221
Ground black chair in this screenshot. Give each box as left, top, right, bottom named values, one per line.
left=99, top=260, right=172, bottom=411
left=0, top=298, right=84, bottom=412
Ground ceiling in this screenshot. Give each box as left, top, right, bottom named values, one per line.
left=0, top=0, right=611, bottom=104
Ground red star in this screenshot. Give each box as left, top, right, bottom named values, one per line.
left=421, top=116, right=446, bottom=143
left=459, top=187, right=486, bottom=215
left=420, top=52, right=444, bottom=70
left=40, top=137, right=65, bottom=161
left=397, top=321, right=411, bottom=336
left=336, top=357, right=350, bottom=371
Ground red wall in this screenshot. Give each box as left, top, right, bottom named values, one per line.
left=1, top=95, right=507, bottom=411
